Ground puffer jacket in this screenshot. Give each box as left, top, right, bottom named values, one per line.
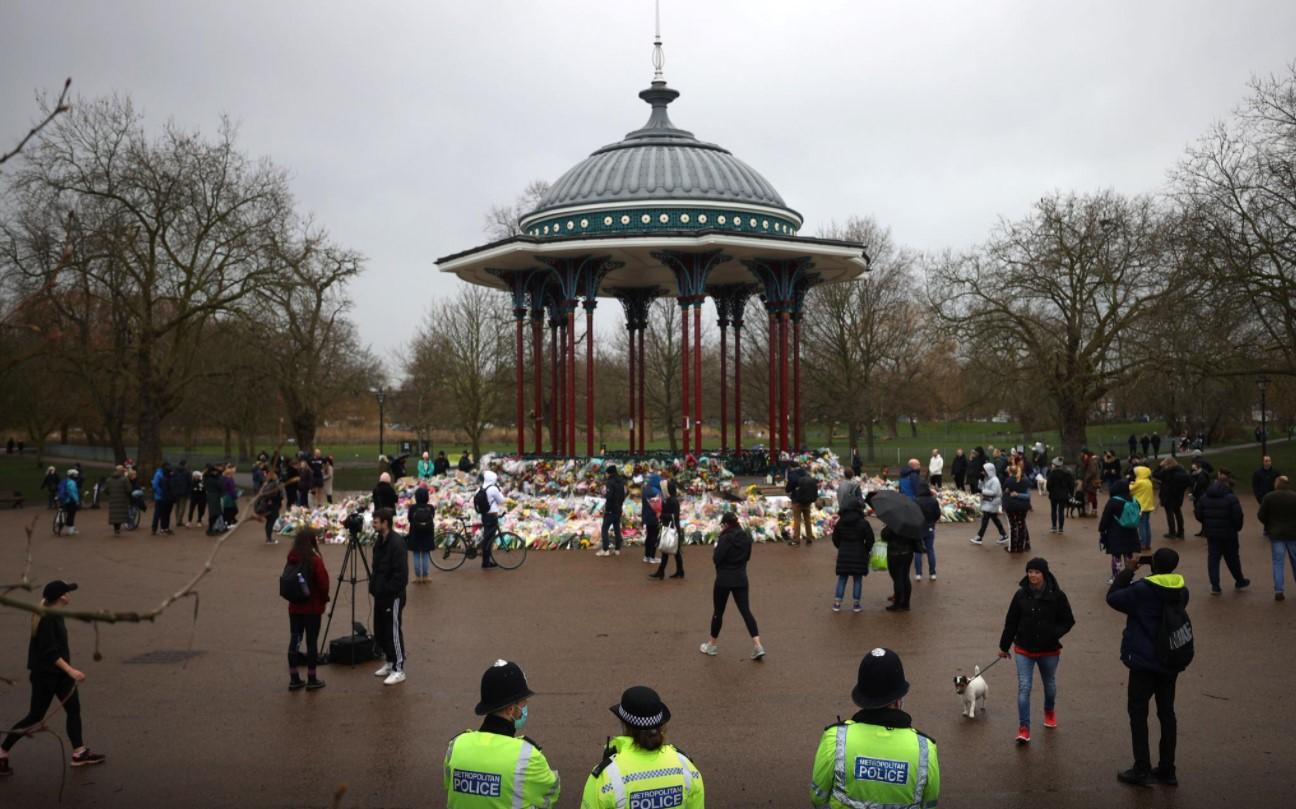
left=979, top=463, right=1002, bottom=513
left=1099, top=480, right=1141, bottom=557
left=1106, top=568, right=1189, bottom=674
left=832, top=508, right=874, bottom=576
left=369, top=530, right=409, bottom=600
left=1154, top=464, right=1191, bottom=508
left=1130, top=466, right=1155, bottom=513
left=1194, top=481, right=1243, bottom=541
left=105, top=473, right=131, bottom=525
left=999, top=571, right=1076, bottom=654
left=1046, top=467, right=1076, bottom=502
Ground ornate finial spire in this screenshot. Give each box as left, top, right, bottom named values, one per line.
left=652, top=0, right=664, bottom=82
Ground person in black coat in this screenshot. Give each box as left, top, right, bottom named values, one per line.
left=432, top=451, right=450, bottom=476
left=1102, top=451, right=1122, bottom=492
left=831, top=506, right=874, bottom=613
left=406, top=487, right=436, bottom=583
left=371, top=473, right=398, bottom=513
left=1129, top=434, right=1139, bottom=457
left=700, top=512, right=763, bottom=660
left=881, top=527, right=919, bottom=612
left=913, top=483, right=941, bottom=580
left=850, top=448, right=863, bottom=478
left=255, top=465, right=285, bottom=545
left=653, top=477, right=684, bottom=579
left=368, top=508, right=409, bottom=684
left=168, top=460, right=192, bottom=528
left=1106, top=548, right=1188, bottom=786
left=599, top=466, right=626, bottom=556
left=1153, top=458, right=1191, bottom=539
left=1252, top=456, right=1281, bottom=505
left=1100, top=480, right=1142, bottom=582
left=951, top=449, right=969, bottom=493
left=203, top=465, right=223, bottom=534
left=457, top=451, right=473, bottom=473
left=1194, top=471, right=1249, bottom=594
left=998, top=558, right=1075, bottom=742
left=1045, top=458, right=1076, bottom=534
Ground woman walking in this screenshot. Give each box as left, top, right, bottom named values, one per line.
left=998, top=557, right=1075, bottom=745
left=652, top=478, right=684, bottom=579
left=407, top=487, right=436, bottom=583
left=1195, top=469, right=1250, bottom=595
left=1004, top=461, right=1033, bottom=553
left=831, top=500, right=874, bottom=613
left=104, top=465, right=131, bottom=536
left=1099, top=480, right=1142, bottom=584
left=642, top=470, right=662, bottom=565
left=1082, top=450, right=1101, bottom=516
left=700, top=512, right=763, bottom=659
left=581, top=686, right=705, bottom=807
left=970, top=462, right=1008, bottom=546
left=286, top=528, right=329, bottom=691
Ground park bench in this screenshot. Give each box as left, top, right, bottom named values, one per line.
left=0, top=490, right=24, bottom=509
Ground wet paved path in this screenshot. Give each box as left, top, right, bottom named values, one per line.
left=1, top=495, right=1292, bottom=807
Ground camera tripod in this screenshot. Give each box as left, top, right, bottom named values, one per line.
left=320, top=530, right=375, bottom=665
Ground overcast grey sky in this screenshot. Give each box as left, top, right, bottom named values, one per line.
left=5, top=0, right=1295, bottom=366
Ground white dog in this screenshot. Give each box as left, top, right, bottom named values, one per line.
left=954, top=666, right=989, bottom=719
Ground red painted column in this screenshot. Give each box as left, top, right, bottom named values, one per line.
left=585, top=302, right=596, bottom=457
left=734, top=321, right=743, bottom=454
left=693, top=302, right=702, bottom=453
left=566, top=307, right=576, bottom=456
left=637, top=327, right=646, bottom=454
left=779, top=310, right=790, bottom=455
left=719, top=319, right=728, bottom=452
left=793, top=315, right=802, bottom=452
left=515, top=314, right=525, bottom=456
left=532, top=317, right=543, bottom=455
left=550, top=321, right=560, bottom=454
left=680, top=300, right=690, bottom=456
left=767, top=310, right=777, bottom=466
left=627, top=326, right=636, bottom=453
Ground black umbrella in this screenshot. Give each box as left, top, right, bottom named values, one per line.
left=868, top=490, right=925, bottom=541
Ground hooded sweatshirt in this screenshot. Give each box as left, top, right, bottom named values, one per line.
left=979, top=462, right=1002, bottom=513
left=999, top=569, right=1076, bottom=655
left=1130, top=466, right=1155, bottom=513
left=480, top=470, right=505, bottom=516
left=1106, top=568, right=1189, bottom=674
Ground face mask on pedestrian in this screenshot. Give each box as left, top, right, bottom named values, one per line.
left=513, top=704, right=529, bottom=732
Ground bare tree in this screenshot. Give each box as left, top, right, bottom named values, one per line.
left=927, top=191, right=1197, bottom=456
left=643, top=299, right=682, bottom=451
left=482, top=179, right=550, bottom=239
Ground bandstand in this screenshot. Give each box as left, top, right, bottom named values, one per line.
left=437, top=33, right=869, bottom=462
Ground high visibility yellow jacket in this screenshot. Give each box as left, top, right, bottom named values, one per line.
left=810, top=710, right=940, bottom=809
left=444, top=717, right=560, bottom=809
left=580, top=735, right=704, bottom=809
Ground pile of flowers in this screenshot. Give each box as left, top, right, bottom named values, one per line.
left=270, top=450, right=982, bottom=547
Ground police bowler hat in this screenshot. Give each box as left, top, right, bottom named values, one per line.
left=851, top=647, right=910, bottom=709
left=610, top=685, right=671, bottom=729
left=475, top=659, right=535, bottom=715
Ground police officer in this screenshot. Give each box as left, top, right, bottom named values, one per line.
left=444, top=660, right=560, bottom=808
left=810, top=648, right=940, bottom=809
left=581, top=686, right=704, bottom=808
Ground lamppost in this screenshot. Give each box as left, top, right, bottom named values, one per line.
left=375, top=386, right=387, bottom=458
left=1258, top=375, right=1270, bottom=457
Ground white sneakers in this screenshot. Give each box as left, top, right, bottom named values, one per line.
left=929, top=574, right=938, bottom=581
left=374, top=663, right=392, bottom=677
left=594, top=550, right=610, bottom=557
left=914, top=574, right=924, bottom=581
left=383, top=671, right=406, bottom=686
left=699, top=642, right=718, bottom=656
left=643, top=556, right=658, bottom=564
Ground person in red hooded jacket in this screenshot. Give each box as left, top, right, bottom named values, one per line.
left=286, top=528, right=330, bottom=691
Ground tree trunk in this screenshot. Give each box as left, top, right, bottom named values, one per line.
left=106, top=422, right=128, bottom=465
left=847, top=422, right=860, bottom=458
left=59, top=423, right=69, bottom=444
left=223, top=426, right=232, bottom=459
left=291, top=411, right=318, bottom=452
left=1058, top=399, right=1089, bottom=459
left=135, top=347, right=165, bottom=470
left=865, top=421, right=877, bottom=462
left=908, top=416, right=918, bottom=438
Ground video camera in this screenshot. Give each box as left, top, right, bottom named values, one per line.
left=342, top=510, right=366, bottom=537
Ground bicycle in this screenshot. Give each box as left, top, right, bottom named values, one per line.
left=431, top=516, right=527, bottom=571
left=53, top=505, right=67, bottom=536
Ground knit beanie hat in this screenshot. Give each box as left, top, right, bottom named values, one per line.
left=1026, top=557, right=1050, bottom=576
left=1152, top=548, right=1180, bottom=574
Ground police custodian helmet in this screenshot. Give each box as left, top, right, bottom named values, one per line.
left=474, top=659, right=536, bottom=715
left=851, top=648, right=910, bottom=709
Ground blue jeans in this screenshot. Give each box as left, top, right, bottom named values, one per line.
left=1138, top=512, right=1152, bottom=550
left=412, top=550, right=430, bottom=577
left=1015, top=652, right=1059, bottom=730
left=1271, top=540, right=1296, bottom=593
left=913, top=527, right=936, bottom=575
left=834, top=574, right=862, bottom=602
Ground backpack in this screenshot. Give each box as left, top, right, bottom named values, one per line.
left=279, top=558, right=312, bottom=604
left=410, top=503, right=435, bottom=532
left=1115, top=496, right=1141, bottom=529
left=1156, top=596, right=1194, bottom=672
left=795, top=474, right=819, bottom=505
left=473, top=486, right=493, bottom=515
left=56, top=479, right=69, bottom=504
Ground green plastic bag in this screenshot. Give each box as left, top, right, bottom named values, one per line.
left=870, top=539, right=889, bottom=571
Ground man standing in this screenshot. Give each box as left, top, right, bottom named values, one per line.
left=951, top=448, right=968, bottom=493
left=150, top=462, right=172, bottom=536
left=1106, top=548, right=1190, bottom=788
left=168, top=459, right=192, bottom=529
left=369, top=508, right=408, bottom=686
left=809, top=648, right=940, bottom=808
left=1258, top=476, right=1296, bottom=601
left=597, top=466, right=626, bottom=558
left=0, top=581, right=107, bottom=775
left=1151, top=432, right=1161, bottom=458
left=898, top=458, right=922, bottom=498
left=476, top=471, right=505, bottom=569
left=1252, top=456, right=1281, bottom=507
left=785, top=460, right=818, bottom=546
left=434, top=450, right=450, bottom=476
left=927, top=450, right=944, bottom=489
left=444, top=659, right=560, bottom=808
left=1129, top=434, right=1139, bottom=458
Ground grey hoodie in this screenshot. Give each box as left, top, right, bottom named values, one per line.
left=979, top=462, right=1003, bottom=513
